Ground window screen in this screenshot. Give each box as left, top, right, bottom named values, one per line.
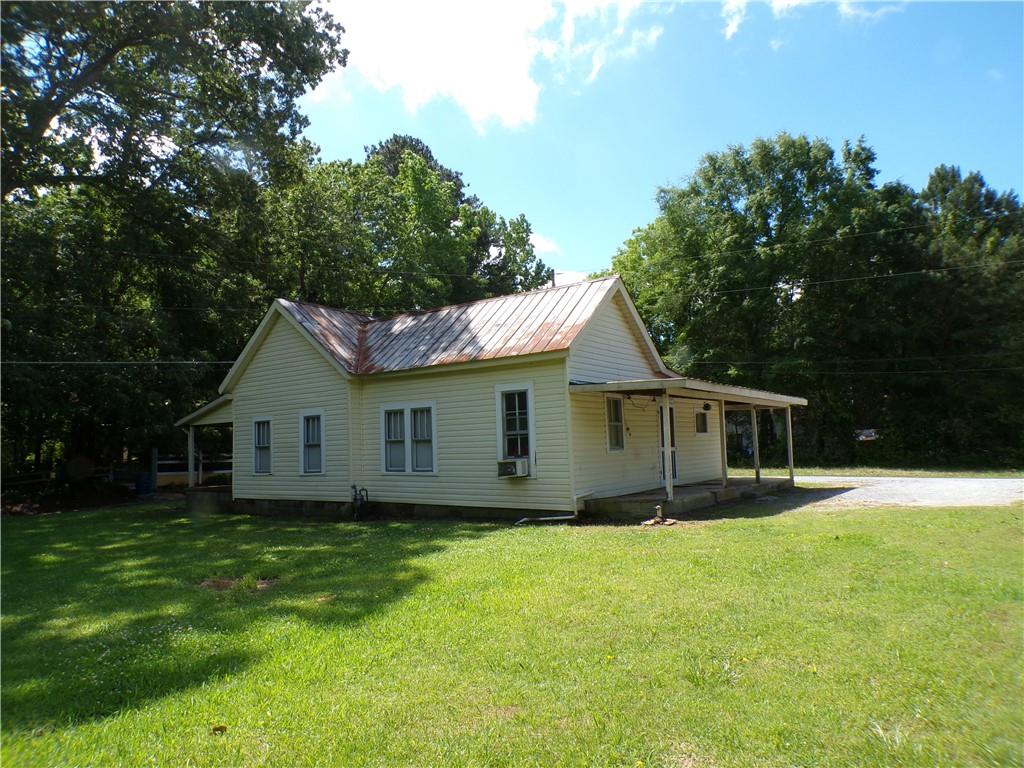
left=502, top=390, right=529, bottom=459
left=254, top=420, right=271, bottom=474
left=302, top=414, right=322, bottom=473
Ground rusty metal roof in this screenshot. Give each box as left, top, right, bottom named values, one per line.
left=277, top=278, right=620, bottom=375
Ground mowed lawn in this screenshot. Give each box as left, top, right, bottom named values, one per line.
left=2, top=496, right=1021, bottom=767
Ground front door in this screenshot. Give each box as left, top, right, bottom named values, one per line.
left=659, top=406, right=678, bottom=481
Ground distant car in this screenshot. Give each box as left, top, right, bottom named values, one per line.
left=855, top=429, right=879, bottom=442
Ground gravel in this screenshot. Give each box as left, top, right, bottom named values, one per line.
left=794, top=475, right=1023, bottom=507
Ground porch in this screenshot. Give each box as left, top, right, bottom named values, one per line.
left=569, top=376, right=807, bottom=511
left=582, top=476, right=794, bottom=520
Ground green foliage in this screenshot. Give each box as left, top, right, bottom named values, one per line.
left=612, top=133, right=1024, bottom=466
left=0, top=6, right=552, bottom=475
left=2, top=500, right=1021, bottom=765
left=1, top=1, right=347, bottom=196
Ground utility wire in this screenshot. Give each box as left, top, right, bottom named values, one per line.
left=25, top=210, right=1019, bottom=278
left=687, top=351, right=1024, bottom=366
left=21, top=255, right=1023, bottom=317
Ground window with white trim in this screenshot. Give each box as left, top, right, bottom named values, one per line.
left=606, top=395, right=625, bottom=451
left=695, top=410, right=709, bottom=434
left=382, top=404, right=436, bottom=473
left=411, top=407, right=433, bottom=472
left=254, top=419, right=272, bottom=474
left=300, top=412, right=323, bottom=474
left=502, top=390, right=530, bottom=459
left=384, top=409, right=405, bottom=472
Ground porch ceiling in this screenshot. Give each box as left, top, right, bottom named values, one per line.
left=568, top=378, right=807, bottom=408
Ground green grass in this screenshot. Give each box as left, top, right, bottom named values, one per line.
left=729, top=466, right=1024, bottom=478
left=2, top=497, right=1022, bottom=767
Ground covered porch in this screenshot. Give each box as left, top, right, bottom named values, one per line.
left=174, top=394, right=233, bottom=489
left=569, top=376, right=806, bottom=517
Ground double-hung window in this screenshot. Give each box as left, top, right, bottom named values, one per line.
left=502, top=390, right=530, bottom=458
left=606, top=395, right=625, bottom=451
left=382, top=403, right=436, bottom=474
left=253, top=419, right=272, bottom=474
left=299, top=410, right=324, bottom=474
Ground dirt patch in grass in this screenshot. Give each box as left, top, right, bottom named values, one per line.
left=199, top=577, right=275, bottom=592
left=670, top=742, right=712, bottom=767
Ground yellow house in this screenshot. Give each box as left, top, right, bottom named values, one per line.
left=177, top=277, right=806, bottom=518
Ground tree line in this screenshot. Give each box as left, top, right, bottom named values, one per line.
left=606, top=134, right=1023, bottom=467
left=1, top=2, right=551, bottom=476
left=2, top=3, right=1020, bottom=478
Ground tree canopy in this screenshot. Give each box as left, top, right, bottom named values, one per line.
left=610, top=134, right=1023, bottom=466
left=1, top=5, right=552, bottom=478
left=1, top=1, right=346, bottom=196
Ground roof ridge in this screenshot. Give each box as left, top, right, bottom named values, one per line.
left=278, top=276, right=619, bottom=327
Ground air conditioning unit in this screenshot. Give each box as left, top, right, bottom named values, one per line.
left=497, top=458, right=530, bottom=478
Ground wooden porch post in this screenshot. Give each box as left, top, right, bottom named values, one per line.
left=785, top=405, right=795, bottom=483
left=187, top=425, right=195, bottom=489
left=719, top=400, right=728, bottom=489
left=750, top=405, right=761, bottom=484
left=661, top=391, right=674, bottom=501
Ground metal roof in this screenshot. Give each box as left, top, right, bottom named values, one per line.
left=276, top=277, right=620, bottom=375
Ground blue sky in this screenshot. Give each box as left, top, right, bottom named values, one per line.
left=301, top=1, right=1023, bottom=278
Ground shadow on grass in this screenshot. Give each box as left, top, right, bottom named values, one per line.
left=0, top=503, right=494, bottom=730
left=702, top=485, right=857, bottom=521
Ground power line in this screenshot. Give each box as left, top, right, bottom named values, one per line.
left=687, top=351, right=1024, bottom=366
left=702, top=259, right=1024, bottom=297
left=21, top=255, right=1022, bottom=317
left=29, top=210, right=1020, bottom=279
left=1, top=360, right=234, bottom=366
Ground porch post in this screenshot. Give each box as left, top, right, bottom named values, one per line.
left=719, top=399, right=728, bottom=489
left=750, top=405, right=761, bottom=484
left=661, top=391, right=674, bottom=501
left=187, top=425, right=195, bottom=489
left=785, top=405, right=795, bottom=483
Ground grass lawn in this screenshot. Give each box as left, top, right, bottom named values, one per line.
left=729, top=466, right=1024, bottom=479
left=2, top=496, right=1021, bottom=767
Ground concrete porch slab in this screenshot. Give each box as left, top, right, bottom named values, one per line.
left=583, top=476, right=793, bottom=521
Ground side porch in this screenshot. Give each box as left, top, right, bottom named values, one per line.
left=569, top=376, right=807, bottom=519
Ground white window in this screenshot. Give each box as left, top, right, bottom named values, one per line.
left=502, top=390, right=530, bottom=458
left=495, top=383, right=535, bottom=470
left=384, top=409, right=405, bottom=472
left=381, top=403, right=436, bottom=474
left=695, top=409, right=710, bottom=434
left=253, top=419, right=272, bottom=474
left=299, top=409, right=324, bottom=474
left=411, top=407, right=433, bottom=472
left=606, top=395, right=625, bottom=451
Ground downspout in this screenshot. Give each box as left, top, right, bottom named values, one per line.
left=514, top=492, right=590, bottom=525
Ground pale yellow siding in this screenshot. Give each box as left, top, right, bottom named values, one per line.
left=571, top=394, right=724, bottom=501
left=674, top=400, right=724, bottom=484
left=353, top=357, right=573, bottom=512
left=567, top=292, right=660, bottom=383
left=231, top=314, right=351, bottom=500
left=571, top=392, right=662, bottom=500
left=191, top=399, right=232, bottom=425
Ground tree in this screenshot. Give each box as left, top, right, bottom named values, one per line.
left=1, top=1, right=347, bottom=197
left=611, top=133, right=1023, bottom=466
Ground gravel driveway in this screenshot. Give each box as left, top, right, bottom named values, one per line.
left=795, top=475, right=1023, bottom=507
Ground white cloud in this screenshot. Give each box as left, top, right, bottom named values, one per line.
left=837, top=1, right=904, bottom=21
left=769, top=37, right=785, bottom=51
left=721, top=0, right=903, bottom=40
left=310, top=0, right=667, bottom=131
left=530, top=233, right=562, bottom=255
left=721, top=0, right=747, bottom=40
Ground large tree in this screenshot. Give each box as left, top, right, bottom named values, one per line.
left=611, top=134, right=1023, bottom=466
left=1, top=1, right=346, bottom=197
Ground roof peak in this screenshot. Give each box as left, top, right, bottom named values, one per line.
left=278, top=275, right=620, bottom=326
